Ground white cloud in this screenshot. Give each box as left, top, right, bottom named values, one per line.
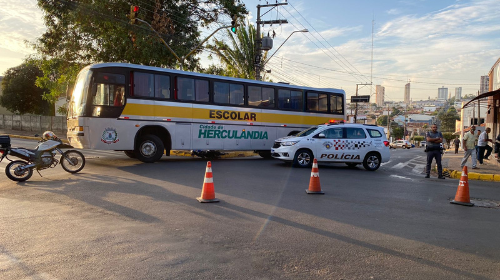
left=386, top=8, right=402, bottom=15
left=0, top=0, right=45, bottom=73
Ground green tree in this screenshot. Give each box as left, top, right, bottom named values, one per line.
left=34, top=58, right=83, bottom=103
left=390, top=107, right=401, bottom=117
left=438, top=107, right=460, bottom=132
left=0, top=62, right=51, bottom=115
left=206, top=21, right=262, bottom=79
left=442, top=132, right=455, bottom=147
left=392, top=126, right=404, bottom=140
left=34, top=0, right=247, bottom=71
left=377, top=115, right=388, bottom=126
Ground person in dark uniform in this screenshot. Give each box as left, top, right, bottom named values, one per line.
left=453, top=136, right=460, bottom=154
left=425, top=124, right=444, bottom=179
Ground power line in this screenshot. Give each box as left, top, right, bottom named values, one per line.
left=287, top=1, right=371, bottom=84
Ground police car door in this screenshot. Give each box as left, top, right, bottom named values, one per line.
left=314, top=127, right=344, bottom=162
left=344, top=127, right=368, bottom=162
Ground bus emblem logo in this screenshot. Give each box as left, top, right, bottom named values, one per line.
left=101, top=128, right=119, bottom=144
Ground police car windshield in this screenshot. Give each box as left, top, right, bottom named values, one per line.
left=295, top=126, right=318, bottom=137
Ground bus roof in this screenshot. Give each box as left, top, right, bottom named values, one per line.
left=88, top=63, right=345, bottom=94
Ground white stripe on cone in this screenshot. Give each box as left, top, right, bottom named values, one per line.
left=312, top=163, right=318, bottom=168
left=462, top=171, right=467, bottom=177
left=206, top=167, right=212, bottom=173
left=204, top=177, right=214, bottom=183
left=311, top=172, right=319, bottom=177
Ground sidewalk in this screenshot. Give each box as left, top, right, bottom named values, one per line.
left=443, top=149, right=500, bottom=182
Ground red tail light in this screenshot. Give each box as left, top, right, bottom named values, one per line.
left=383, top=141, right=390, bottom=147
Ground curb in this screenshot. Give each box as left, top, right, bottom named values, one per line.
left=7, top=134, right=258, bottom=159
left=443, top=168, right=500, bottom=182
left=170, top=151, right=257, bottom=158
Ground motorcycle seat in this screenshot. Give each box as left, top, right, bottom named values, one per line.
left=13, top=148, right=38, bottom=153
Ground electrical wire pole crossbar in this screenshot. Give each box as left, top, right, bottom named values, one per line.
left=255, top=2, right=288, bottom=81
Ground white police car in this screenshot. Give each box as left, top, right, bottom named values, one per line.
left=271, top=123, right=391, bottom=171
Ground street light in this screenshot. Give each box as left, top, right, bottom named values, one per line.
left=262, top=29, right=308, bottom=67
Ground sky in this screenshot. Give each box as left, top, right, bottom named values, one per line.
left=1, top=0, right=499, bottom=102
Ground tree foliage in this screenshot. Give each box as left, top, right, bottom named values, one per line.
left=377, top=115, right=388, bottom=126
left=35, top=0, right=247, bottom=70
left=206, top=20, right=262, bottom=79
left=437, top=106, right=460, bottom=132
left=0, top=61, right=52, bottom=115
left=392, top=126, right=404, bottom=140
left=390, top=107, right=401, bottom=117
left=34, top=58, right=83, bottom=103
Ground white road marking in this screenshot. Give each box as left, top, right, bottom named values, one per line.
left=390, top=175, right=413, bottom=180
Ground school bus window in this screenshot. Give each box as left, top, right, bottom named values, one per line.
left=214, top=82, right=229, bottom=104
left=319, top=94, right=328, bottom=112
left=155, top=75, right=170, bottom=99
left=195, top=80, right=209, bottom=102
left=177, top=77, right=194, bottom=101
left=279, top=89, right=303, bottom=110
left=291, top=90, right=303, bottom=110
left=134, top=72, right=154, bottom=97
left=307, top=92, right=318, bottom=111
left=249, top=86, right=275, bottom=108
left=330, top=95, right=343, bottom=114
left=229, top=84, right=244, bottom=105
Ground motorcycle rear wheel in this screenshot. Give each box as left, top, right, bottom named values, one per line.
left=5, top=160, right=33, bottom=182
left=61, top=150, right=86, bottom=173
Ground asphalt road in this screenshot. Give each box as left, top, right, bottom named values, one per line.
left=1, top=139, right=500, bottom=280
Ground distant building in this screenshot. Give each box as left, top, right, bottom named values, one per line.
left=404, top=83, right=410, bottom=105
left=376, top=85, right=385, bottom=107
left=454, top=87, right=462, bottom=100
left=480, top=75, right=489, bottom=94
left=437, top=87, right=448, bottom=101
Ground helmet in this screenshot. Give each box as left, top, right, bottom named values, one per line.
left=42, top=131, right=57, bottom=140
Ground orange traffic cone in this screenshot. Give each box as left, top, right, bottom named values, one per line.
left=197, top=161, right=220, bottom=203
left=450, top=166, right=474, bottom=207
left=306, top=159, right=324, bottom=194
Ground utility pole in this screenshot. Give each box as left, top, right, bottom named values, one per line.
left=387, top=104, right=390, bottom=140
left=255, top=2, right=288, bottom=81
left=354, top=83, right=372, bottom=123
left=477, top=90, right=481, bottom=126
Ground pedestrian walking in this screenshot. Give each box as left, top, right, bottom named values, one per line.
left=495, top=132, right=500, bottom=160
left=425, top=124, right=444, bottom=179
left=477, top=127, right=493, bottom=164
left=475, top=129, right=481, bottom=156
left=461, top=126, right=478, bottom=169
left=453, top=136, right=460, bottom=154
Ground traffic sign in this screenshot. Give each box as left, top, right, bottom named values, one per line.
left=351, top=95, right=370, bottom=103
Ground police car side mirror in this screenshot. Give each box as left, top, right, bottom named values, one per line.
left=317, top=133, right=326, bottom=138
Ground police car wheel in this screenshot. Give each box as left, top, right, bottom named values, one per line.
left=363, top=153, right=381, bottom=171
left=293, top=149, right=313, bottom=168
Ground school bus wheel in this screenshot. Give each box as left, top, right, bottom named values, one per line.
left=136, top=134, right=164, bottom=163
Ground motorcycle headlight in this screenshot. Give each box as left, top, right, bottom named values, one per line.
left=281, top=141, right=299, bottom=146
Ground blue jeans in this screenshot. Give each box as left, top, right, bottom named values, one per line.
left=478, top=145, right=493, bottom=164
left=426, top=149, right=442, bottom=176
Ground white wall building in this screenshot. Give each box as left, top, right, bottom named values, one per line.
left=480, top=75, right=489, bottom=94
left=437, top=87, right=448, bottom=101
left=454, top=87, right=462, bottom=100
left=404, top=83, right=410, bottom=105
left=376, top=85, right=385, bottom=107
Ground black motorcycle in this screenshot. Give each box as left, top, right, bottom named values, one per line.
left=0, top=131, right=85, bottom=182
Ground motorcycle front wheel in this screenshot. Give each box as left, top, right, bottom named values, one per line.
left=60, top=150, right=86, bottom=173
left=5, top=160, right=33, bottom=182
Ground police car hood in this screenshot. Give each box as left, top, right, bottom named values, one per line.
left=276, top=136, right=302, bottom=142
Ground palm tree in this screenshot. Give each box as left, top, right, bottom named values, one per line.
left=207, top=21, right=266, bottom=79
